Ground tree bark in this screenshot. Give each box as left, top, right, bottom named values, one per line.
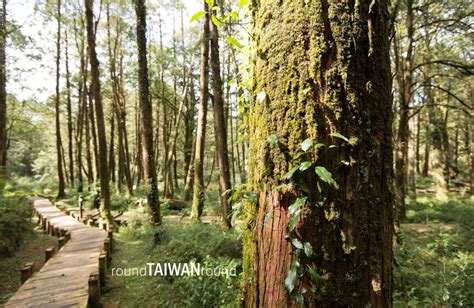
left=243, top=0, right=394, bottom=306
left=191, top=1, right=210, bottom=220
left=210, top=4, right=232, bottom=230
left=55, top=0, right=66, bottom=198
left=85, top=0, right=114, bottom=227
left=0, top=0, right=7, bottom=193
left=135, top=0, right=161, bottom=224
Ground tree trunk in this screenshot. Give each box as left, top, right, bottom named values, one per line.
left=191, top=1, right=210, bottom=220
left=55, top=0, right=66, bottom=198
left=393, top=0, right=414, bottom=222
left=65, top=28, right=74, bottom=188
left=210, top=4, right=232, bottom=230
left=243, top=0, right=394, bottom=306
left=135, top=0, right=161, bottom=224
left=85, top=0, right=114, bottom=227
left=0, top=0, right=7, bottom=193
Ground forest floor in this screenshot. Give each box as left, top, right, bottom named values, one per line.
left=394, top=193, right=474, bottom=306
left=0, top=219, right=57, bottom=304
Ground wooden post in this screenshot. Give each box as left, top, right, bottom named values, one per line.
left=88, top=274, right=100, bottom=308
left=41, top=217, right=47, bottom=231
left=45, top=247, right=54, bottom=262
left=107, top=230, right=113, bottom=251
left=54, top=227, right=60, bottom=237
left=20, top=266, right=31, bottom=284
left=58, top=237, right=66, bottom=249
left=87, top=219, right=94, bottom=226
left=99, top=253, right=106, bottom=287
left=60, top=228, right=66, bottom=237
left=82, top=217, right=88, bottom=225
left=79, top=195, right=84, bottom=219
left=65, top=231, right=71, bottom=241
left=65, top=209, right=70, bottom=215
left=48, top=222, right=53, bottom=235
left=104, top=239, right=111, bottom=267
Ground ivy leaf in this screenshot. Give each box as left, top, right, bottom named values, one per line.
left=257, top=91, right=267, bottom=103
left=301, top=138, right=313, bottom=152
left=291, top=238, right=303, bottom=249
left=284, top=166, right=299, bottom=180
left=190, top=11, right=207, bottom=23
left=299, top=161, right=312, bottom=171
left=284, top=268, right=297, bottom=293
left=295, top=292, right=304, bottom=304
left=288, top=209, right=300, bottom=231
left=288, top=197, right=306, bottom=216
left=308, top=265, right=323, bottom=285
left=264, top=209, right=274, bottom=227
left=238, top=0, right=249, bottom=9
left=211, top=15, right=221, bottom=26
left=315, top=166, right=334, bottom=184
left=267, top=134, right=278, bottom=146
left=206, top=0, right=215, bottom=7
left=226, top=36, right=243, bottom=49
left=303, top=242, right=313, bottom=256
left=330, top=132, right=349, bottom=142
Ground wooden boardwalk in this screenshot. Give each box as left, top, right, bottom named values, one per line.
left=5, top=197, right=109, bottom=308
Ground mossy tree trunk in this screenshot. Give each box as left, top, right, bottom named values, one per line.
left=85, top=0, right=115, bottom=228
left=243, top=0, right=394, bottom=306
left=135, top=0, right=161, bottom=224
left=0, top=0, right=7, bottom=193
left=210, top=3, right=232, bottom=230
left=191, top=0, right=210, bottom=220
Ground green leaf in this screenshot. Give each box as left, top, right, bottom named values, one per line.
left=189, top=11, right=207, bottom=23
left=308, top=265, right=322, bottom=285
left=238, top=0, right=249, bottom=9
left=267, top=134, right=278, bottom=146
left=291, top=238, right=303, bottom=249
left=295, top=292, right=304, bottom=305
left=206, top=0, right=215, bottom=7
left=303, top=242, right=313, bottom=256
left=257, top=91, right=267, bottom=103
left=314, top=143, right=325, bottom=149
left=284, top=268, right=297, bottom=293
left=211, top=15, right=221, bottom=26
left=231, top=11, right=239, bottom=21
left=264, top=209, right=274, bottom=227
left=315, top=166, right=334, bottom=184
left=301, top=138, right=313, bottom=152
left=299, top=161, right=312, bottom=171
left=330, top=132, right=349, bottom=142
left=288, top=197, right=306, bottom=216
left=288, top=209, right=300, bottom=231
left=225, top=36, right=243, bottom=49
left=284, top=166, right=299, bottom=180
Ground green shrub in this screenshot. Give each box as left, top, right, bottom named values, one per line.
left=0, top=197, right=32, bottom=257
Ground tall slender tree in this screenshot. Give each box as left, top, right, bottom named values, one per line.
left=55, top=0, right=66, bottom=198
left=243, top=0, right=394, bottom=305
left=210, top=3, right=232, bottom=229
left=135, top=0, right=160, bottom=224
left=0, top=0, right=7, bottom=193
left=191, top=0, right=210, bottom=220
left=85, top=0, right=114, bottom=227
left=65, top=27, right=74, bottom=188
